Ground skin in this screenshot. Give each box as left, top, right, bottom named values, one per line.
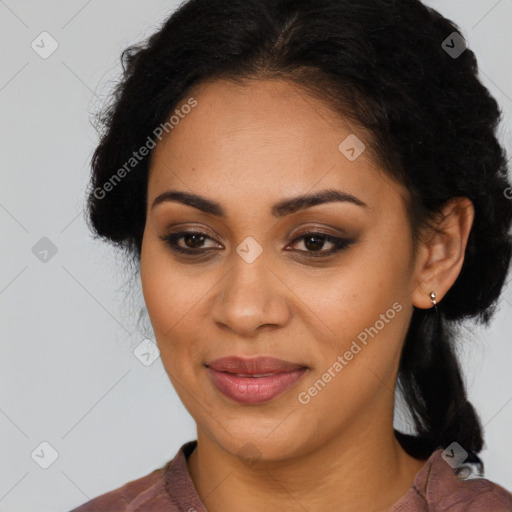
left=139, top=78, right=474, bottom=512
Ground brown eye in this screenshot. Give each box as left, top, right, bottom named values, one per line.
left=159, top=231, right=220, bottom=254
left=159, top=230, right=353, bottom=259
left=297, top=234, right=332, bottom=252
left=288, top=232, right=353, bottom=258
left=182, top=232, right=208, bottom=249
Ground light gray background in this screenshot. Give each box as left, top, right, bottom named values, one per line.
left=1, top=1, right=511, bottom=511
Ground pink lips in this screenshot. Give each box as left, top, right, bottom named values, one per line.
left=206, top=356, right=308, bottom=404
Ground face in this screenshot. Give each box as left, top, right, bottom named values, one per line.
left=140, top=78, right=420, bottom=462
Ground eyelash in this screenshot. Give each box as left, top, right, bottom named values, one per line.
left=159, top=230, right=353, bottom=259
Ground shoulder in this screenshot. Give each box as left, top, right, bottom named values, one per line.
left=68, top=464, right=170, bottom=511
left=400, top=449, right=512, bottom=511
left=67, top=440, right=199, bottom=512
left=437, top=476, right=512, bottom=511
left=428, top=476, right=512, bottom=511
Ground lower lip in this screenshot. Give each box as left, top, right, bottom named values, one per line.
left=208, top=367, right=307, bottom=404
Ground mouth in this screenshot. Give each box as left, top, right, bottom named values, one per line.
left=206, top=356, right=308, bottom=404
left=206, top=355, right=307, bottom=374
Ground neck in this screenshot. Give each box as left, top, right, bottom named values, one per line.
left=187, top=411, right=426, bottom=512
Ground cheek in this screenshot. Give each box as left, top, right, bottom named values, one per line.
left=140, top=239, right=190, bottom=344
left=321, top=233, right=410, bottom=324
left=303, top=230, right=413, bottom=387
left=139, top=239, right=212, bottom=377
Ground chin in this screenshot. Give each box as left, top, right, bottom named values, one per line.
left=204, top=419, right=315, bottom=463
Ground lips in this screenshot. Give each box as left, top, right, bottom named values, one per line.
left=206, top=356, right=308, bottom=404
left=206, top=356, right=306, bottom=375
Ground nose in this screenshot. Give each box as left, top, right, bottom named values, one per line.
left=209, top=253, right=292, bottom=337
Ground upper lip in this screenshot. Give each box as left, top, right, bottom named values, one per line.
left=206, top=356, right=307, bottom=375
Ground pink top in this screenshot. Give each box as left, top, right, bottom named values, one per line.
left=69, top=440, right=512, bottom=511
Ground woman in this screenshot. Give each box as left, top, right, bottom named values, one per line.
left=71, top=0, right=512, bottom=510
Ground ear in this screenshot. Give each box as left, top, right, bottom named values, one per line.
left=411, top=197, right=475, bottom=309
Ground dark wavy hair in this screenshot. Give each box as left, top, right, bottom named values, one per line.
left=85, top=0, right=512, bottom=465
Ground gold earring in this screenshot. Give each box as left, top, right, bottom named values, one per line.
left=430, top=292, right=437, bottom=306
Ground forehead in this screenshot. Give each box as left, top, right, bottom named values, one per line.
left=147, top=78, right=404, bottom=214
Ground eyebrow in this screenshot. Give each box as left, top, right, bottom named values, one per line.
left=151, top=188, right=368, bottom=217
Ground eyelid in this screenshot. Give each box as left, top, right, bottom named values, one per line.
left=289, top=225, right=348, bottom=239
left=161, top=223, right=225, bottom=243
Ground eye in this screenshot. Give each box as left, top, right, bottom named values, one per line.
left=159, top=231, right=221, bottom=255
left=160, top=230, right=353, bottom=258
left=287, top=232, right=353, bottom=258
